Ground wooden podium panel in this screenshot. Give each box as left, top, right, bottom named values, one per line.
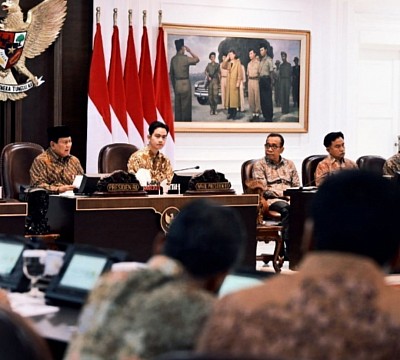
left=284, top=188, right=317, bottom=269
left=47, top=194, right=259, bottom=268
left=0, top=201, right=27, bottom=236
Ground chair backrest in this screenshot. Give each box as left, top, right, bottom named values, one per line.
left=356, top=155, right=386, bottom=175
left=301, top=154, right=326, bottom=187
left=0, top=142, right=44, bottom=200
left=240, top=159, right=258, bottom=193
left=98, top=143, right=139, bottom=173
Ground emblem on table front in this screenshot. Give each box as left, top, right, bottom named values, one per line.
left=0, top=0, right=67, bottom=100
left=160, top=207, right=180, bottom=233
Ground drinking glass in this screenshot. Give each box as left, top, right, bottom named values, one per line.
left=22, top=250, right=47, bottom=297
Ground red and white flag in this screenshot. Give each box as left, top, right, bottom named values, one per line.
left=154, top=25, right=175, bottom=164
left=139, top=25, right=157, bottom=133
left=86, top=22, right=112, bottom=173
left=108, top=24, right=128, bottom=143
left=124, top=24, right=144, bottom=147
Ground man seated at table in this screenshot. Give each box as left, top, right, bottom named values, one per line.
left=127, top=121, right=174, bottom=184
left=30, top=125, right=84, bottom=194
left=64, top=199, right=246, bottom=360
left=315, top=131, right=357, bottom=186
left=197, top=170, right=400, bottom=359
left=252, top=132, right=300, bottom=258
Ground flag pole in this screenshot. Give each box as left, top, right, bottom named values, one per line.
left=128, top=9, right=132, bottom=26
left=158, top=10, right=162, bottom=27
left=96, top=7, right=100, bottom=24
left=113, top=8, right=117, bottom=26
left=143, top=10, right=146, bottom=27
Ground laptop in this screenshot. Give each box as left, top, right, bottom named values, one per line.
left=218, top=268, right=274, bottom=298
left=0, top=234, right=30, bottom=292
left=45, top=244, right=128, bottom=307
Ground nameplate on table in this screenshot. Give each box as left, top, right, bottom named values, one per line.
left=194, top=182, right=231, bottom=191
left=106, top=183, right=141, bottom=192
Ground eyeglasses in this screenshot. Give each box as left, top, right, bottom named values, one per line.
left=264, top=143, right=280, bottom=150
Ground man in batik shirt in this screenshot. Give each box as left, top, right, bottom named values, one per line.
left=252, top=132, right=300, bottom=257
left=127, top=121, right=174, bottom=184
left=383, top=152, right=400, bottom=176
left=315, top=131, right=357, bottom=186
left=30, top=125, right=84, bottom=194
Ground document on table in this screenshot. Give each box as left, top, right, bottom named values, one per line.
left=7, top=292, right=59, bottom=317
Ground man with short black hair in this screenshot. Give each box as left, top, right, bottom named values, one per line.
left=29, top=125, right=84, bottom=194
left=258, top=43, right=274, bottom=121
left=315, top=131, right=357, bottom=186
left=247, top=48, right=261, bottom=121
left=65, top=199, right=246, bottom=360
left=252, top=133, right=300, bottom=257
left=197, top=170, right=400, bottom=359
left=127, top=120, right=174, bottom=184
left=205, top=51, right=220, bottom=115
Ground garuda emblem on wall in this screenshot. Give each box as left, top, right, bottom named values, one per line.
left=0, top=0, right=67, bottom=101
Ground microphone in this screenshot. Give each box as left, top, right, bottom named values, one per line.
left=299, top=172, right=330, bottom=189
left=174, top=166, right=200, bottom=172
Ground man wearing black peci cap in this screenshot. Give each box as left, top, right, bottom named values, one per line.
left=170, top=38, right=199, bottom=121
left=30, top=125, right=84, bottom=193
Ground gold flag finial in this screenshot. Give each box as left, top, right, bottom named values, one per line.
left=128, top=9, right=132, bottom=26
left=96, top=7, right=101, bottom=24
left=143, top=10, right=147, bottom=27
left=113, top=8, right=118, bottom=26
left=158, top=10, right=162, bottom=27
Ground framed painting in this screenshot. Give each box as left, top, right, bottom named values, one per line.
left=163, top=23, right=310, bottom=133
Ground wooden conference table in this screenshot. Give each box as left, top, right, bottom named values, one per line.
left=47, top=193, right=259, bottom=269
left=0, top=200, right=27, bottom=235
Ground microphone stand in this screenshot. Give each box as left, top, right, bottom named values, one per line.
left=174, top=166, right=200, bottom=172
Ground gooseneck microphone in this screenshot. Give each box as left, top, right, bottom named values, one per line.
left=174, top=166, right=200, bottom=172
left=299, top=172, right=330, bottom=189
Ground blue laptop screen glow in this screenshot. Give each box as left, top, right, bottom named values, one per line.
left=59, top=254, right=108, bottom=291
left=0, top=242, right=24, bottom=275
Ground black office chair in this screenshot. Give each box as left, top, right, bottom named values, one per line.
left=301, top=154, right=326, bottom=187
left=0, top=142, right=44, bottom=200
left=98, top=143, right=139, bottom=173
left=356, top=155, right=386, bottom=175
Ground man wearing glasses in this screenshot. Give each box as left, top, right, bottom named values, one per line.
left=252, top=133, right=300, bottom=258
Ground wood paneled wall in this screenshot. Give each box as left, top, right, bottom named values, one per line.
left=0, top=1, right=93, bottom=169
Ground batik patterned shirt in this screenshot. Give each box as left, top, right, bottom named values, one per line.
left=383, top=153, right=400, bottom=176
left=197, top=253, right=400, bottom=360
left=29, top=148, right=84, bottom=193
left=315, top=155, right=357, bottom=186
left=252, top=156, right=300, bottom=204
left=127, top=146, right=174, bottom=184
left=65, top=256, right=215, bottom=360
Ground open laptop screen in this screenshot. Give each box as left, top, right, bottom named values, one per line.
left=0, top=241, right=24, bottom=275
left=0, top=235, right=30, bottom=292
left=218, top=268, right=273, bottom=297
left=45, top=245, right=128, bottom=307
left=58, top=253, right=108, bottom=291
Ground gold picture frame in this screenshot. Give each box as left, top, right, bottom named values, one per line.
left=164, top=23, right=310, bottom=133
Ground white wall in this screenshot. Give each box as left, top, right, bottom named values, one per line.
left=96, top=0, right=400, bottom=192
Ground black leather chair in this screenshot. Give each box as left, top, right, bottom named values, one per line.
left=356, top=155, right=386, bottom=175
left=0, top=142, right=44, bottom=200
left=301, top=154, right=326, bottom=187
left=97, top=143, right=139, bottom=173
